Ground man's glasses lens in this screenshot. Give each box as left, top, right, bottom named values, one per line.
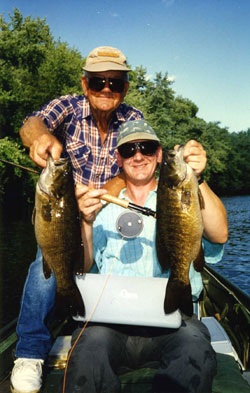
left=88, top=77, right=125, bottom=93
left=118, top=141, right=159, bottom=159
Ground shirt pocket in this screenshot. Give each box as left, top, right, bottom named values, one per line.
left=66, top=141, right=91, bottom=167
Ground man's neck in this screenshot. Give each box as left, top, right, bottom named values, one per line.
left=91, top=109, right=113, bottom=144
left=124, top=178, right=157, bottom=206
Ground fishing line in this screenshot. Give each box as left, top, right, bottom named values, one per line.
left=62, top=235, right=125, bottom=393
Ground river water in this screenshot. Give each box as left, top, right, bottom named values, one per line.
left=214, top=195, right=250, bottom=296
left=0, top=195, right=249, bottom=327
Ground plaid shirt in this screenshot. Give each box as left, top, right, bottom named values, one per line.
left=30, top=94, right=143, bottom=188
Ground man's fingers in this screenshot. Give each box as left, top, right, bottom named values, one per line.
left=29, top=135, right=63, bottom=168
left=29, top=141, right=48, bottom=168
left=75, top=184, right=89, bottom=198
left=75, top=185, right=107, bottom=200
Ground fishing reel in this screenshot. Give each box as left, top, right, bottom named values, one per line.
left=116, top=211, right=144, bottom=238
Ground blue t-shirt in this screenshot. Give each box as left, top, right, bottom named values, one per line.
left=92, top=188, right=224, bottom=301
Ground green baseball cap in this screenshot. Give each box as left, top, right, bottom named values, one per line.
left=117, top=120, right=160, bottom=148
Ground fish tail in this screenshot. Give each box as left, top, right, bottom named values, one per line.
left=55, top=284, right=85, bottom=318
left=164, top=278, right=193, bottom=317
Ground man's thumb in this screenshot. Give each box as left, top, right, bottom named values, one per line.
left=88, top=181, right=95, bottom=190
left=50, top=140, right=63, bottom=161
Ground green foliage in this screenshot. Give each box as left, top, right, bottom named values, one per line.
left=0, top=137, right=38, bottom=202
left=0, top=8, right=83, bottom=138
left=226, top=130, right=250, bottom=195
left=124, top=66, right=150, bottom=117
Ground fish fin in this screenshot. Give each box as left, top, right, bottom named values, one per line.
left=193, top=244, right=205, bottom=272
left=32, top=208, right=36, bottom=225
left=41, top=202, right=52, bottom=222
left=42, top=257, right=52, bottom=279
left=55, top=284, right=85, bottom=318
left=164, top=279, right=193, bottom=317
left=102, top=173, right=126, bottom=197
left=198, top=189, right=205, bottom=210
left=74, top=243, right=84, bottom=276
left=181, top=189, right=191, bottom=206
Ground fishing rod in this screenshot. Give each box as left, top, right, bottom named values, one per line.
left=0, top=158, right=40, bottom=174
left=0, top=157, right=156, bottom=218
left=100, top=194, right=157, bottom=219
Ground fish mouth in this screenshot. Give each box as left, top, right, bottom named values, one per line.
left=50, top=157, right=69, bottom=166
left=38, top=156, right=70, bottom=198
left=162, top=147, right=187, bottom=187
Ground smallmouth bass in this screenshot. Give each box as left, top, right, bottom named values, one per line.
left=33, top=156, right=85, bottom=317
left=156, top=146, right=204, bottom=317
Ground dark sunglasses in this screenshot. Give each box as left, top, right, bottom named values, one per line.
left=118, top=141, right=159, bottom=159
left=87, top=76, right=125, bottom=93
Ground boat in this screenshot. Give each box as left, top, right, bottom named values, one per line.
left=0, top=264, right=249, bottom=393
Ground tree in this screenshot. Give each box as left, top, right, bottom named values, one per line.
left=226, top=130, right=250, bottom=195
left=0, top=9, right=84, bottom=203
left=0, top=137, right=38, bottom=203
left=0, top=8, right=84, bottom=138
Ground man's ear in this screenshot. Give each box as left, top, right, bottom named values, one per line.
left=116, top=150, right=123, bottom=167
left=81, top=76, right=88, bottom=96
left=121, top=81, right=129, bottom=100
left=157, top=146, right=162, bottom=163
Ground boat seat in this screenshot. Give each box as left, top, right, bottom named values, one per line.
left=201, top=316, right=236, bottom=357
left=118, top=354, right=250, bottom=393
left=47, top=340, right=250, bottom=393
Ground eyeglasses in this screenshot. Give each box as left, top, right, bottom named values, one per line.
left=87, top=76, right=126, bottom=93
left=118, top=141, right=159, bottom=159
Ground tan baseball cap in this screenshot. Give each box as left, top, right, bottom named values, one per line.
left=83, top=46, right=131, bottom=73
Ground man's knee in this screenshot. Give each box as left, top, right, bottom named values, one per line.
left=72, top=326, right=117, bottom=353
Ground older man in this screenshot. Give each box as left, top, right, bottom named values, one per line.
left=11, top=46, right=143, bottom=393
left=63, top=120, right=228, bottom=393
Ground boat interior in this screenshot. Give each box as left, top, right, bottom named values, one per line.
left=0, top=266, right=249, bottom=392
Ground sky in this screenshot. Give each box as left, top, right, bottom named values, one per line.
left=1, top=0, right=250, bottom=133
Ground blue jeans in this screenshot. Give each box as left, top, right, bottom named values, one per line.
left=15, top=247, right=56, bottom=360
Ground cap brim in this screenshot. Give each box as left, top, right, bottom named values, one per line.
left=83, top=61, right=131, bottom=72
left=117, top=133, right=160, bottom=148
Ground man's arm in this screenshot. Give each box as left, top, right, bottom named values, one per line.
left=183, top=140, right=228, bottom=244
left=20, top=117, right=62, bottom=168
left=198, top=181, right=228, bottom=243
left=75, top=184, right=108, bottom=272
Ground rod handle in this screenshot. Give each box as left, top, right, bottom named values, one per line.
left=100, top=194, right=129, bottom=209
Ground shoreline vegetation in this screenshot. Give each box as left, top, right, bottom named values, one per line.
left=0, top=9, right=250, bottom=206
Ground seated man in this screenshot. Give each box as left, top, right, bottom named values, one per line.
left=62, top=120, right=228, bottom=393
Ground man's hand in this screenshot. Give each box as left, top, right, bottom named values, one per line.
left=29, top=133, right=62, bottom=168
left=75, top=183, right=107, bottom=224
left=175, top=140, right=207, bottom=178
left=20, top=117, right=63, bottom=168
